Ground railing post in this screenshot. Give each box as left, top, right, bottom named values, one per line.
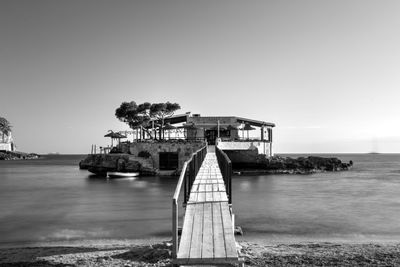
left=197, top=152, right=201, bottom=174
left=187, top=169, right=190, bottom=203
left=216, top=146, right=232, bottom=204
left=172, top=199, right=178, bottom=259
left=196, top=153, right=199, bottom=174
left=190, top=159, right=195, bottom=190
left=193, top=153, right=197, bottom=178
left=184, top=170, right=187, bottom=205
left=228, top=161, right=232, bottom=204
left=188, top=162, right=192, bottom=201
left=225, top=163, right=228, bottom=200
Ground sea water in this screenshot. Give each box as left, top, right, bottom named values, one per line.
left=0, top=154, right=399, bottom=246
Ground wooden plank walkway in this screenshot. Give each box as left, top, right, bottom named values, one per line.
left=176, top=152, right=239, bottom=266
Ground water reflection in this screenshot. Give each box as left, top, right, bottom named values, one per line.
left=233, top=154, right=400, bottom=242
left=2, top=154, right=400, bottom=245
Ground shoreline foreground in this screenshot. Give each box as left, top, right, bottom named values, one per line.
left=1, top=239, right=400, bottom=266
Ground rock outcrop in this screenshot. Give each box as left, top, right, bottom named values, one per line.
left=79, top=153, right=157, bottom=176
left=234, top=155, right=353, bottom=174
left=0, top=151, right=39, bottom=160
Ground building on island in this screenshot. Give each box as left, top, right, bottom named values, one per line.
left=80, top=113, right=275, bottom=175
left=165, top=114, right=275, bottom=171
left=123, top=113, right=275, bottom=173
left=185, top=114, right=274, bottom=155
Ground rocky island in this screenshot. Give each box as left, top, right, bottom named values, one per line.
left=0, top=151, right=40, bottom=160
left=79, top=101, right=354, bottom=177
left=233, top=155, right=353, bottom=175
left=79, top=151, right=158, bottom=176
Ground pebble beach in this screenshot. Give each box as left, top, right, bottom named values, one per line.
left=1, top=240, right=400, bottom=266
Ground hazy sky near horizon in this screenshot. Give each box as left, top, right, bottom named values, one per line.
left=1, top=0, right=400, bottom=154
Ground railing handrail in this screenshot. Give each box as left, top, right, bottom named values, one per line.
left=173, top=161, right=189, bottom=201
left=173, top=144, right=207, bottom=200
left=172, top=144, right=207, bottom=259
left=215, top=146, right=232, bottom=204
left=218, top=147, right=231, bottom=163
left=126, top=137, right=207, bottom=142
left=219, top=138, right=271, bottom=142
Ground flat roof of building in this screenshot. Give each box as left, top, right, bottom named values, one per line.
left=155, top=114, right=275, bottom=128
left=234, top=116, right=275, bottom=127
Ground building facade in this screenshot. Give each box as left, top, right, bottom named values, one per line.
left=183, top=114, right=275, bottom=157
left=84, top=113, right=276, bottom=175
left=0, top=131, right=15, bottom=152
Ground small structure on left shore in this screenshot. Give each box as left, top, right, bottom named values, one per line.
left=0, top=131, right=15, bottom=152
left=0, top=116, right=39, bottom=160
left=0, top=117, right=15, bottom=152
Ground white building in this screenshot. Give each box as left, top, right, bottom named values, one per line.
left=0, top=131, right=15, bottom=152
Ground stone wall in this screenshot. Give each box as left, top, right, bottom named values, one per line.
left=121, top=141, right=206, bottom=171
left=79, top=153, right=156, bottom=175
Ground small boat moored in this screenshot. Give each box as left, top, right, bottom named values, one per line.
left=107, top=172, right=139, bottom=179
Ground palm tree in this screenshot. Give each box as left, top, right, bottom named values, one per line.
left=0, top=117, right=12, bottom=142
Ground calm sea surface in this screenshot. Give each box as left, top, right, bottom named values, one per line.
left=0, top=153, right=399, bottom=246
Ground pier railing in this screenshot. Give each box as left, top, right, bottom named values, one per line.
left=216, top=146, right=232, bottom=204
left=172, top=144, right=207, bottom=259
left=90, top=144, right=112, bottom=155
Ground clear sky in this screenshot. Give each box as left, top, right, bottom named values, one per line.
left=1, top=0, right=399, bottom=154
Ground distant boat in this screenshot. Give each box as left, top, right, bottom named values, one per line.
left=107, top=172, right=139, bottom=179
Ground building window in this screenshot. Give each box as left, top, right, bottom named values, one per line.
left=159, top=152, right=179, bottom=170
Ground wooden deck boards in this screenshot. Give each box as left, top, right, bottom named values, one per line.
left=176, top=152, right=238, bottom=265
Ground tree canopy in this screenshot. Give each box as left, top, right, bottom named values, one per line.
left=0, top=117, right=12, bottom=135
left=115, top=101, right=151, bottom=129
left=150, top=102, right=181, bottom=124
left=150, top=102, right=181, bottom=139
left=115, top=101, right=181, bottom=139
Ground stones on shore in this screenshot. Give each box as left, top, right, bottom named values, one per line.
left=239, top=242, right=400, bottom=267
left=2, top=241, right=400, bottom=267
left=114, top=242, right=172, bottom=264
left=0, top=241, right=174, bottom=266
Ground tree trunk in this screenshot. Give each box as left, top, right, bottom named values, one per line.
left=162, top=118, right=165, bottom=139
left=141, top=126, right=154, bottom=140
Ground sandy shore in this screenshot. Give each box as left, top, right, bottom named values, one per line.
left=1, top=239, right=400, bottom=266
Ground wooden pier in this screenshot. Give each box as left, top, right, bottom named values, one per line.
left=172, top=146, right=242, bottom=266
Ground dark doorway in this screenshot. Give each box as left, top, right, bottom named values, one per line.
left=159, top=152, right=179, bottom=170
left=205, top=130, right=217, bottom=145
